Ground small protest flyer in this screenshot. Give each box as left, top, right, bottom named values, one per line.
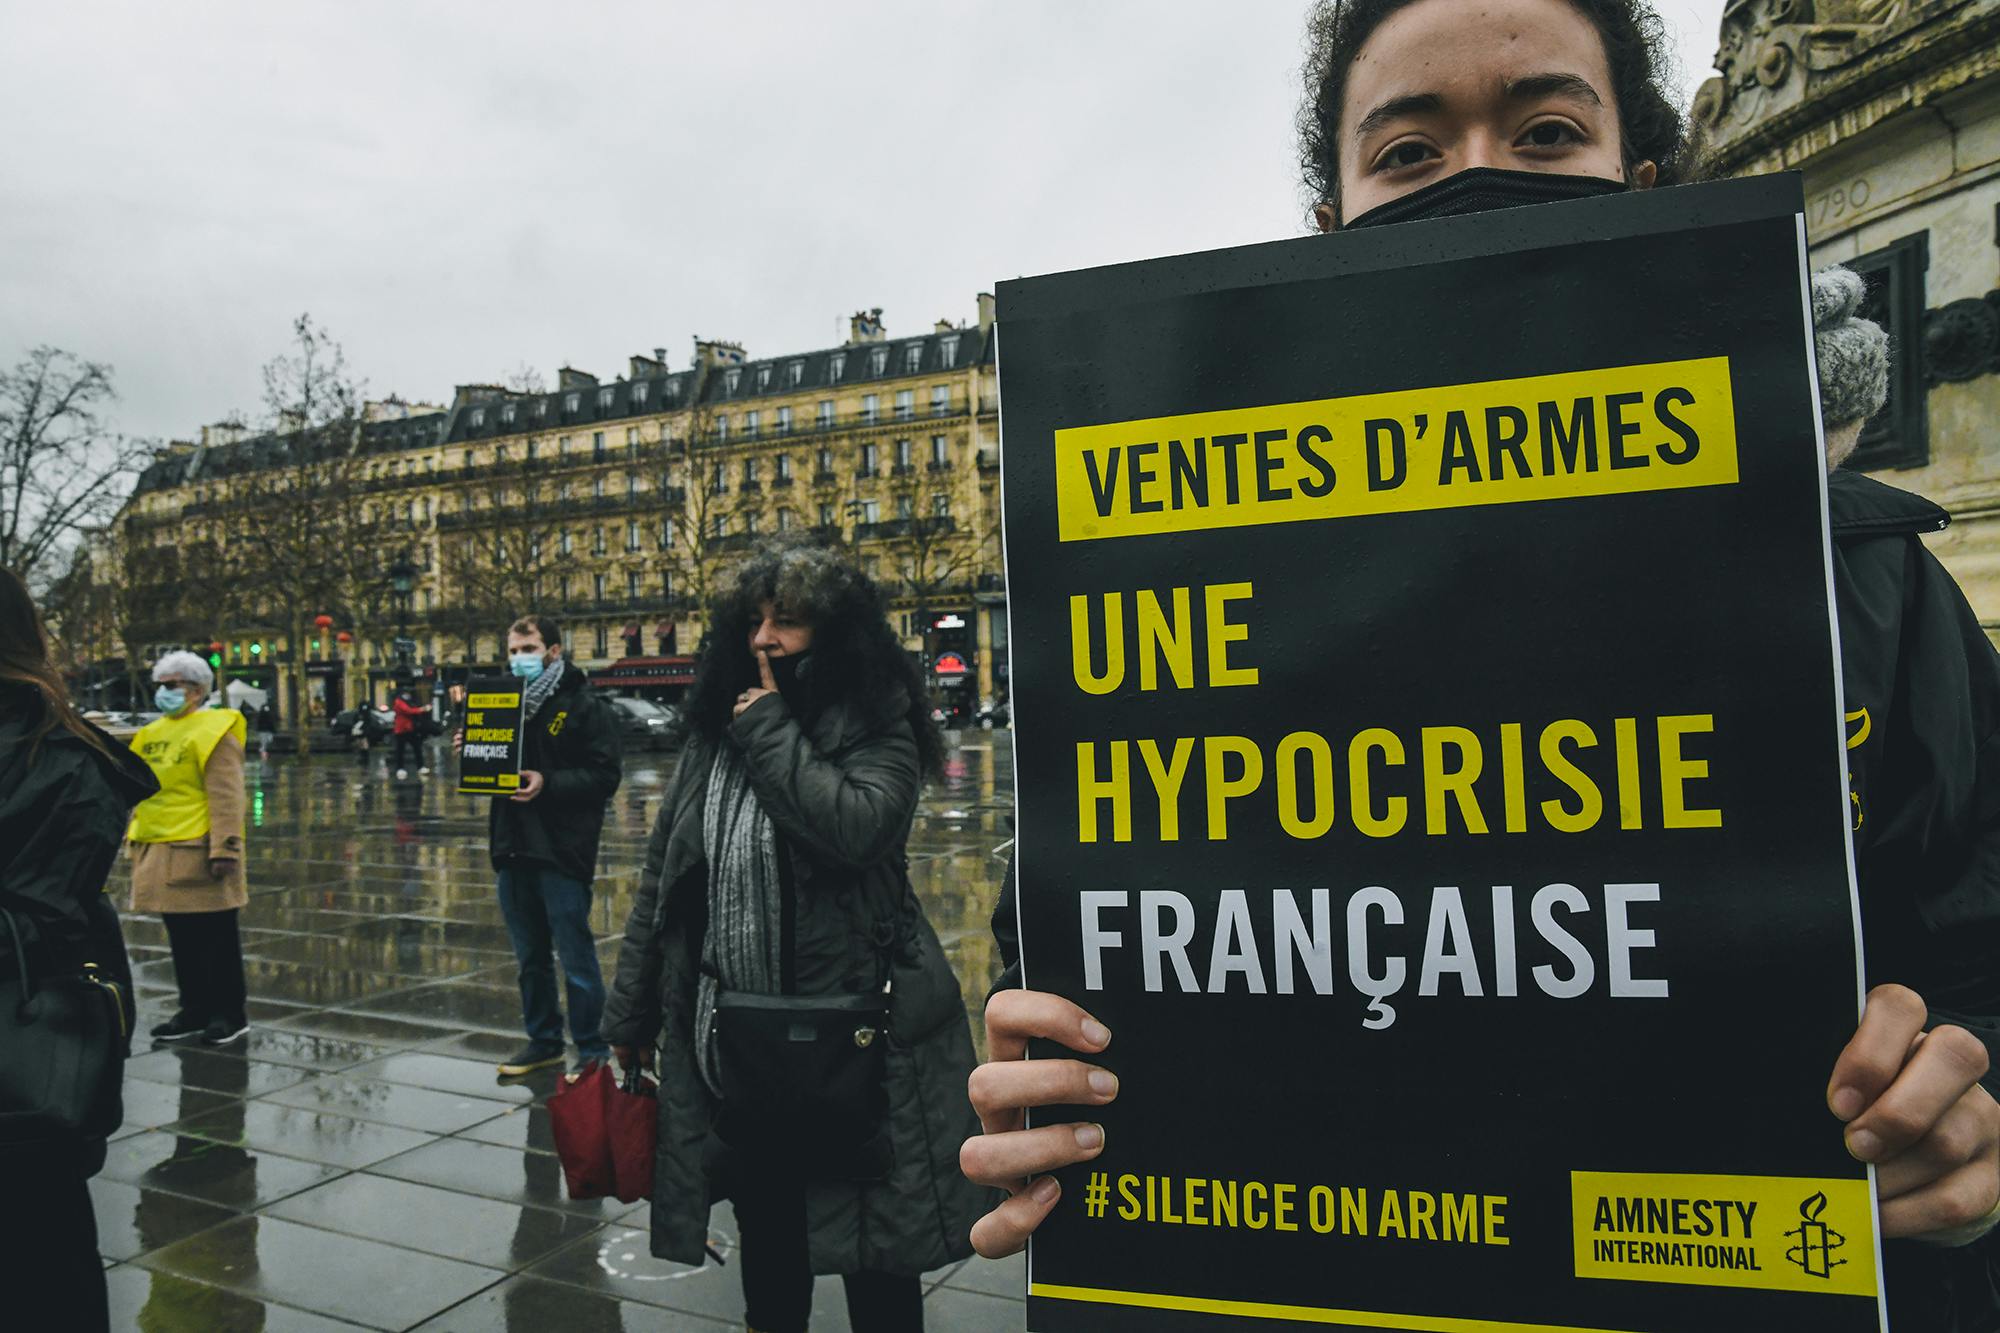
left=456, top=676, right=525, bottom=796
left=997, top=174, right=1884, bottom=1332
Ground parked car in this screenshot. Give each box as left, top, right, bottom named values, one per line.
left=607, top=696, right=681, bottom=752
left=326, top=706, right=393, bottom=751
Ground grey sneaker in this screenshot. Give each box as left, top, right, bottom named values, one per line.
left=496, top=1043, right=566, bottom=1077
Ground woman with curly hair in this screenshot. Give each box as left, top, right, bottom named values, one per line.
left=602, top=537, right=989, bottom=1333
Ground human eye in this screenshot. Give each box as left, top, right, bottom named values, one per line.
left=1517, top=118, right=1584, bottom=152
left=1371, top=138, right=1439, bottom=174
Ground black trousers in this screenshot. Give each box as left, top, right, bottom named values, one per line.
left=0, top=1152, right=108, bottom=1333
left=734, top=1173, right=923, bottom=1333
left=162, top=908, right=246, bottom=1026
left=392, top=733, right=423, bottom=769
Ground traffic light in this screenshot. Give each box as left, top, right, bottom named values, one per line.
left=250, top=642, right=263, bottom=657
left=207, top=652, right=222, bottom=669
left=311, top=638, right=322, bottom=652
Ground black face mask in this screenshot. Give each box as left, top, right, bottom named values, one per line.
left=762, top=650, right=814, bottom=710
left=1343, top=166, right=1628, bottom=230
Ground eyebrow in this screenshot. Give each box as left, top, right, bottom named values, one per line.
left=1351, top=71, right=1603, bottom=142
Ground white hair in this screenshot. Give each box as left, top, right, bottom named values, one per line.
left=151, top=650, right=214, bottom=693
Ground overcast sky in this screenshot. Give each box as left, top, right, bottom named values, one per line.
left=0, top=1, right=1728, bottom=446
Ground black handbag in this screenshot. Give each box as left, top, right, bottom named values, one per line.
left=711, top=981, right=893, bottom=1180
left=0, top=905, right=127, bottom=1146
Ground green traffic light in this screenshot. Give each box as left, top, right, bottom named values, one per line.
left=250, top=642, right=263, bottom=656
left=208, top=653, right=222, bottom=668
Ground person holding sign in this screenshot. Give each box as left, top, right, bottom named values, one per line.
left=959, top=2, right=2000, bottom=1329
left=601, top=540, right=990, bottom=1333
left=455, top=615, right=624, bottom=1078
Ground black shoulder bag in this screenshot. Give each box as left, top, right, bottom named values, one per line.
left=0, top=904, right=128, bottom=1146
left=710, top=916, right=898, bottom=1181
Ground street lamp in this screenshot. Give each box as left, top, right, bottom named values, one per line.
left=388, top=551, right=417, bottom=674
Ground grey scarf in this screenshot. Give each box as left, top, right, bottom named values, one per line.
left=694, top=741, right=782, bottom=1096
left=523, top=655, right=566, bottom=718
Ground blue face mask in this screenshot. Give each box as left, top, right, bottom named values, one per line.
left=509, top=652, right=545, bottom=681
left=154, top=686, right=187, bottom=714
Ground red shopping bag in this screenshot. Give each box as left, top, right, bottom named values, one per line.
left=605, top=1065, right=658, bottom=1204
left=547, top=1062, right=617, bottom=1200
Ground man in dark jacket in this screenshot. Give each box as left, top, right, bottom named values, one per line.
left=460, top=614, right=623, bottom=1076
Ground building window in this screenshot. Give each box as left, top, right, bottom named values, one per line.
left=894, top=389, right=914, bottom=420
left=896, top=495, right=914, bottom=521
left=558, top=574, right=570, bottom=602
left=626, top=519, right=640, bottom=551
left=595, top=623, right=608, bottom=656
left=592, top=475, right=605, bottom=498
left=931, top=385, right=949, bottom=415
left=500, top=403, right=516, bottom=425
left=778, top=507, right=796, bottom=531
left=829, top=353, right=845, bottom=382
left=496, top=444, right=509, bottom=462
left=869, top=347, right=888, bottom=376
left=525, top=438, right=537, bottom=461
left=464, top=450, right=474, bottom=468
left=904, top=343, right=923, bottom=373
left=627, top=475, right=639, bottom=498
left=933, top=493, right=951, bottom=518
left=558, top=480, right=573, bottom=500
left=860, top=499, right=880, bottom=523
left=743, top=457, right=759, bottom=484
left=745, top=410, right=760, bottom=438
left=930, top=434, right=948, bottom=465
left=627, top=570, right=641, bottom=598
left=775, top=453, right=793, bottom=480
left=594, top=572, right=606, bottom=600
left=592, top=431, right=605, bottom=458
left=535, top=400, right=548, bottom=419
left=564, top=392, right=580, bottom=414
left=662, top=569, right=673, bottom=598
left=775, top=405, right=791, bottom=434
left=817, top=399, right=834, bottom=427
left=1844, top=232, right=1931, bottom=473
left=860, top=442, right=878, bottom=476
left=593, top=526, right=606, bottom=555
left=724, top=368, right=742, bottom=393
left=712, top=514, right=728, bottom=538
left=560, top=529, right=573, bottom=555
left=743, top=511, right=760, bottom=536
left=861, top=393, right=879, bottom=423
left=941, top=334, right=960, bottom=368
left=756, top=366, right=772, bottom=391
left=711, top=460, right=727, bottom=494
left=597, top=386, right=614, bottom=411
left=817, top=446, right=834, bottom=475
left=470, top=408, right=486, bottom=428
left=558, top=435, right=571, bottom=456
left=626, top=426, right=639, bottom=446
left=819, top=502, right=836, bottom=527
left=660, top=518, right=674, bottom=549
left=896, top=438, right=912, bottom=469
left=787, top=361, right=804, bottom=387
left=716, top=415, right=730, bottom=442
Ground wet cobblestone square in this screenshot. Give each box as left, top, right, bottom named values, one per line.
left=97, top=737, right=1022, bottom=1331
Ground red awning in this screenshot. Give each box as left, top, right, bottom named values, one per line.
left=653, top=622, right=674, bottom=636
left=622, top=623, right=642, bottom=637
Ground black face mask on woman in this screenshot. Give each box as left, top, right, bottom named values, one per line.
left=1343, top=166, right=1629, bottom=229
left=762, top=650, right=814, bottom=711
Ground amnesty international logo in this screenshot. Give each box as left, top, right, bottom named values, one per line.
left=1784, top=1192, right=1848, bottom=1279
left=547, top=709, right=568, bottom=736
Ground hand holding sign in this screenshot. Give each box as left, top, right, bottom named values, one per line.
left=510, top=769, right=545, bottom=803
left=962, top=989, right=1118, bottom=1259
left=1827, top=984, right=2000, bottom=1241
left=734, top=650, right=780, bottom=718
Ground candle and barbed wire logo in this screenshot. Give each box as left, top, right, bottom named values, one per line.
left=1784, top=1191, right=1848, bottom=1278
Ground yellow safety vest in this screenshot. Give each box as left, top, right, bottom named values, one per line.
left=128, top=707, right=246, bottom=843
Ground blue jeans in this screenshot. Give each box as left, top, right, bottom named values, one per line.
left=496, top=864, right=608, bottom=1061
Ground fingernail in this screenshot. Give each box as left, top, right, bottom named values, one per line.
left=1080, top=1019, right=1111, bottom=1048
left=1831, top=1087, right=1863, bottom=1121
left=1087, top=1070, right=1119, bottom=1098
left=1031, top=1176, right=1059, bottom=1204
left=1074, top=1123, right=1104, bottom=1151
left=1846, top=1128, right=1882, bottom=1161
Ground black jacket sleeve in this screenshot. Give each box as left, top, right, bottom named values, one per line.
left=0, top=757, right=132, bottom=960
left=543, top=694, right=624, bottom=807
left=601, top=806, right=675, bottom=1050
left=729, top=696, right=922, bottom=871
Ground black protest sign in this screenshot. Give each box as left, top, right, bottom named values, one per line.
left=998, top=176, right=1882, bottom=1332
left=457, top=676, right=525, bottom=796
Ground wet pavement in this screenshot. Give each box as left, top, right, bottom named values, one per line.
left=99, top=734, right=1022, bottom=1331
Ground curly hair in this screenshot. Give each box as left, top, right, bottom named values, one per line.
left=682, top=537, right=945, bottom=776
left=1297, top=0, right=1690, bottom=225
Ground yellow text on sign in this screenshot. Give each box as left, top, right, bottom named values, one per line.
left=1571, top=1170, right=1876, bottom=1298
left=467, top=693, right=519, bottom=710
left=1054, top=358, right=1738, bottom=542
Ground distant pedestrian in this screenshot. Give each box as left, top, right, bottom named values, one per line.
left=603, top=540, right=988, bottom=1333
left=0, top=568, right=155, bottom=1333
left=391, top=681, right=428, bottom=779
left=454, top=615, right=622, bottom=1076
left=127, top=650, right=251, bottom=1047
left=255, top=702, right=276, bottom=761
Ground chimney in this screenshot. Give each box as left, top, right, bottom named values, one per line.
left=199, top=421, right=246, bottom=449
left=558, top=366, right=598, bottom=391
left=847, top=308, right=886, bottom=345
left=934, top=318, right=956, bottom=333
left=693, top=338, right=747, bottom=370
left=452, top=384, right=506, bottom=409
left=976, top=292, right=995, bottom=334
left=629, top=352, right=665, bottom=379
left=654, top=347, right=667, bottom=365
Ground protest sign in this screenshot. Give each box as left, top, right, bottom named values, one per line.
left=456, top=675, right=525, bottom=796
left=997, top=174, right=1883, bottom=1331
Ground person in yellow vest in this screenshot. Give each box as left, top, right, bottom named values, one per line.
left=127, top=650, right=250, bottom=1046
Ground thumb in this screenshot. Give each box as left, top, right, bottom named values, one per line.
left=757, top=649, right=778, bottom=693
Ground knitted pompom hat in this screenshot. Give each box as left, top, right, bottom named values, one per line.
left=1812, top=267, right=1890, bottom=430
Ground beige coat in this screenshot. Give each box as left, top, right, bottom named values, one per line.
left=129, top=733, right=248, bottom=914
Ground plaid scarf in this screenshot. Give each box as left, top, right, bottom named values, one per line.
left=522, top=654, right=565, bottom=718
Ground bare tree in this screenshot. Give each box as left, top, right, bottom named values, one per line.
left=0, top=347, right=151, bottom=588
left=649, top=399, right=733, bottom=643
left=885, top=457, right=994, bottom=662
left=502, top=363, right=547, bottom=394
left=436, top=459, right=568, bottom=658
